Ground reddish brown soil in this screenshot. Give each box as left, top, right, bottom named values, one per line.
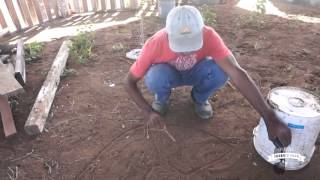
left=1, top=1, right=320, bottom=180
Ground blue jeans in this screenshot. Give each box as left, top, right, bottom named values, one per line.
left=145, top=58, right=229, bottom=105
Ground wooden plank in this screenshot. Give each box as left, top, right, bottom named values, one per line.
left=4, top=0, right=22, bottom=31
left=33, top=0, right=43, bottom=23
left=0, top=95, right=17, bottom=137
left=25, top=0, right=39, bottom=24
left=110, top=0, right=115, bottom=10
left=0, top=9, right=8, bottom=28
left=43, top=0, right=52, bottom=20
left=24, top=41, right=72, bottom=135
left=14, top=39, right=26, bottom=86
left=82, top=0, right=88, bottom=12
left=17, top=0, right=33, bottom=26
left=101, top=0, right=106, bottom=10
left=0, top=62, right=24, bottom=97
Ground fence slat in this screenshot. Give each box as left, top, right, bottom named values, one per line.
left=17, top=0, right=33, bottom=26
left=4, top=0, right=22, bottom=30
left=51, top=0, right=59, bottom=17
left=0, top=9, right=8, bottom=28
left=120, top=0, right=125, bottom=9
left=25, top=0, right=39, bottom=24
left=101, top=0, right=106, bottom=10
left=110, top=0, right=115, bottom=10
left=73, top=0, right=80, bottom=13
left=82, top=0, right=88, bottom=12
left=43, top=0, right=52, bottom=20
left=130, top=0, right=137, bottom=9
left=32, top=0, right=43, bottom=23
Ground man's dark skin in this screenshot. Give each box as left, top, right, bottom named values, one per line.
left=125, top=53, right=292, bottom=147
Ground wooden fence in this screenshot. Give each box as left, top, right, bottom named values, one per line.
left=0, top=0, right=139, bottom=32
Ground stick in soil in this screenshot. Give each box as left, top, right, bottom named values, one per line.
left=11, top=149, right=34, bottom=162
left=7, top=166, right=18, bottom=180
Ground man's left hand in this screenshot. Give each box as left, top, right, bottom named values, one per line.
left=265, top=111, right=292, bottom=147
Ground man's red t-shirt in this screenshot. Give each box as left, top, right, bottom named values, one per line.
left=130, top=26, right=231, bottom=78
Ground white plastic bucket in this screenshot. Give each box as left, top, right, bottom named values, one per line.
left=158, top=0, right=175, bottom=18
left=253, top=86, right=320, bottom=170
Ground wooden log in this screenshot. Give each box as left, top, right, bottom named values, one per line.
left=4, top=0, right=22, bottom=31
left=0, top=9, right=8, bottom=28
left=43, top=0, right=52, bottom=20
left=25, top=0, right=39, bottom=24
left=17, top=0, right=33, bottom=26
left=0, top=95, right=17, bottom=137
left=33, top=0, right=44, bottom=23
left=82, top=0, right=88, bottom=12
left=14, top=39, right=26, bottom=86
left=24, top=41, right=71, bottom=135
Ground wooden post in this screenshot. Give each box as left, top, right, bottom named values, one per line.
left=14, top=39, right=26, bottom=86
left=43, top=0, right=52, bottom=21
left=120, top=0, right=125, bottom=9
left=110, top=0, right=115, bottom=10
left=4, top=0, right=22, bottom=31
left=0, top=9, right=8, bottom=28
left=17, top=0, right=33, bottom=26
left=25, top=0, right=39, bottom=24
left=33, top=0, right=44, bottom=23
left=73, top=0, right=80, bottom=13
left=24, top=41, right=71, bottom=135
left=101, top=0, right=106, bottom=11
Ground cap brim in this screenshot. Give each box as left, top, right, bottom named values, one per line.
left=168, top=32, right=203, bottom=53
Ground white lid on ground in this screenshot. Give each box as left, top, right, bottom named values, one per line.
left=268, top=86, right=320, bottom=118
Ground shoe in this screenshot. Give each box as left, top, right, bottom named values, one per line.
left=152, top=101, right=169, bottom=115
left=194, top=101, right=213, bottom=119
left=191, top=90, right=213, bottom=119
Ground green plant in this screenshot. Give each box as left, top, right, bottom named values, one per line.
left=256, top=0, right=267, bottom=15
left=69, top=31, right=94, bottom=64
left=199, top=4, right=217, bottom=27
left=25, top=42, right=44, bottom=57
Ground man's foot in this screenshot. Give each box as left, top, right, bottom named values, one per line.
left=191, top=91, right=213, bottom=119
left=152, top=101, right=169, bottom=115
left=194, top=101, right=213, bottom=119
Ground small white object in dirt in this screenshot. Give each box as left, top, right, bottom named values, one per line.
left=126, top=136, right=130, bottom=139
left=104, top=80, right=115, bottom=87
left=253, top=162, right=258, bottom=167
left=121, top=124, right=125, bottom=129
left=126, top=49, right=141, bottom=60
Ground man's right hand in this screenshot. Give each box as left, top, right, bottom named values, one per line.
left=145, top=111, right=167, bottom=130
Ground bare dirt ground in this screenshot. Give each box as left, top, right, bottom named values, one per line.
left=1, top=1, right=320, bottom=180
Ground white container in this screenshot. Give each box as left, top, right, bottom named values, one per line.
left=158, top=0, right=175, bottom=18
left=253, top=86, right=320, bottom=170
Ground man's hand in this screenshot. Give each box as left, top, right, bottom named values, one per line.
left=146, top=111, right=167, bottom=130
left=265, top=111, right=292, bottom=147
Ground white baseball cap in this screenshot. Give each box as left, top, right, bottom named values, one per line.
left=166, top=5, right=204, bottom=53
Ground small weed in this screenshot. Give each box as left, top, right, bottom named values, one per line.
left=25, top=42, right=44, bottom=58
left=237, top=0, right=267, bottom=29
left=69, top=30, right=95, bottom=64
left=199, top=4, right=217, bottom=27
